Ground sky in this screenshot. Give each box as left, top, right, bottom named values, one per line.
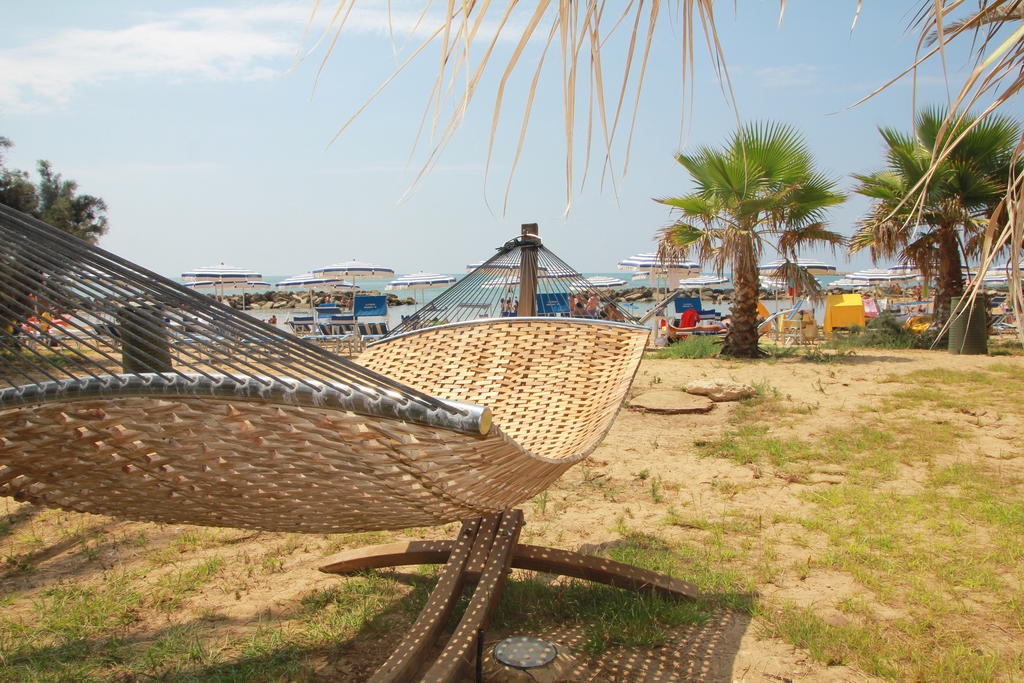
left=2, top=1, right=1021, bottom=278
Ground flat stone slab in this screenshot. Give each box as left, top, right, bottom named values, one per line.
left=629, top=390, right=714, bottom=414
left=685, top=379, right=756, bottom=402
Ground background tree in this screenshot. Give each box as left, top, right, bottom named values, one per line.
left=35, top=161, right=108, bottom=244
left=0, top=138, right=39, bottom=216
left=0, top=139, right=108, bottom=244
left=656, top=122, right=846, bottom=358
left=850, top=107, right=1020, bottom=325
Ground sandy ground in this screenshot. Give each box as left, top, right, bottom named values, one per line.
left=2, top=348, right=1022, bottom=681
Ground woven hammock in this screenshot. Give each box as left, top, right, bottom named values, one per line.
left=0, top=206, right=647, bottom=534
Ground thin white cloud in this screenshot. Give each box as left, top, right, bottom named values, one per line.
left=753, top=64, right=822, bottom=88
left=0, top=2, right=535, bottom=115
left=0, top=7, right=305, bottom=114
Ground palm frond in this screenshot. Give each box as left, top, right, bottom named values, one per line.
left=312, top=0, right=730, bottom=211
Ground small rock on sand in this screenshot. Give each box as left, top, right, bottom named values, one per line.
left=685, top=379, right=755, bottom=402
left=628, top=390, right=714, bottom=414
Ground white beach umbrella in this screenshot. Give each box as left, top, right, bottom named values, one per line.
left=313, top=261, right=395, bottom=280
left=183, top=279, right=270, bottom=309
left=385, top=272, right=456, bottom=290
left=619, top=252, right=700, bottom=290
left=679, top=274, right=729, bottom=287
left=465, top=252, right=548, bottom=273
left=276, top=273, right=360, bottom=317
left=758, top=259, right=836, bottom=275
left=759, top=276, right=789, bottom=290
left=830, top=278, right=872, bottom=289
left=184, top=280, right=271, bottom=293
left=991, top=259, right=1023, bottom=273
left=846, top=268, right=916, bottom=283
left=181, top=266, right=266, bottom=308
left=480, top=266, right=579, bottom=288
left=276, top=273, right=359, bottom=291
left=182, top=264, right=261, bottom=283
left=981, top=272, right=1009, bottom=286
left=617, top=253, right=699, bottom=273
left=386, top=272, right=456, bottom=305
left=481, top=275, right=521, bottom=289
left=887, top=264, right=921, bottom=277
left=568, top=276, right=628, bottom=290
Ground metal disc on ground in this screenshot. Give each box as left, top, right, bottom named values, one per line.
left=494, top=636, right=558, bottom=669
left=628, top=390, right=715, bottom=414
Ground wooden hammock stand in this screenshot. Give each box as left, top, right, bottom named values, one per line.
left=320, top=509, right=698, bottom=681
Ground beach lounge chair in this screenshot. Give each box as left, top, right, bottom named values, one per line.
left=904, top=314, right=933, bottom=335
left=353, top=294, right=388, bottom=318
left=286, top=314, right=315, bottom=336
left=357, top=321, right=390, bottom=338
left=0, top=211, right=695, bottom=680
left=536, top=291, right=570, bottom=316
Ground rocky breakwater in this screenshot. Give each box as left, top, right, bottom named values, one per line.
left=606, top=286, right=737, bottom=306
left=222, top=290, right=416, bottom=310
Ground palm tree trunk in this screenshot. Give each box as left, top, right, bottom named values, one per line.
left=721, top=239, right=761, bottom=358
left=933, top=229, right=965, bottom=326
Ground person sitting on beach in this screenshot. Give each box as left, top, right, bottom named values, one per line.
left=585, top=294, right=599, bottom=318
left=267, top=315, right=278, bottom=326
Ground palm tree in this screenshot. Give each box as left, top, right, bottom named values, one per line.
left=851, top=107, right=1020, bottom=326
left=655, top=122, right=846, bottom=358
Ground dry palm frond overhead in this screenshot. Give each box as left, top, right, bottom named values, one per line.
left=901, top=1, right=1024, bottom=340
left=305, top=1, right=730, bottom=212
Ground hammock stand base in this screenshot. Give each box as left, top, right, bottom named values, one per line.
left=319, top=510, right=700, bottom=682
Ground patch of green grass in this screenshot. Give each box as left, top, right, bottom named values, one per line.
left=762, top=602, right=1012, bottom=681
left=699, top=415, right=959, bottom=482
left=151, top=555, right=225, bottom=610
left=696, top=424, right=813, bottom=468
left=0, top=573, right=143, bottom=680
left=761, top=344, right=801, bottom=359
left=647, top=335, right=720, bottom=359
left=800, top=347, right=857, bottom=363
left=496, top=532, right=754, bottom=655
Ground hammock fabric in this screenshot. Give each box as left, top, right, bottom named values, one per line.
left=0, top=205, right=648, bottom=534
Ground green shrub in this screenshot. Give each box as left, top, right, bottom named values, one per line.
left=647, top=335, right=721, bottom=359
left=826, top=311, right=938, bottom=350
